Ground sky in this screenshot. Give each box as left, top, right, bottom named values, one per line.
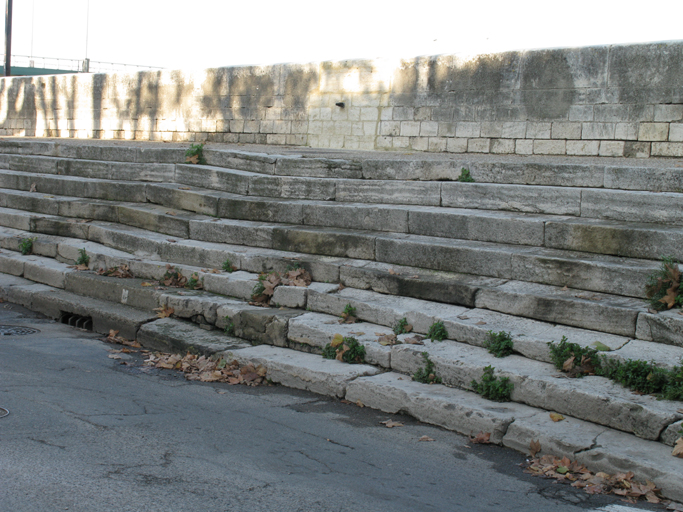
left=2, top=0, right=683, bottom=71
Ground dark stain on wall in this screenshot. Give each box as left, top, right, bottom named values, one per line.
left=521, top=50, right=576, bottom=120
left=283, top=68, right=318, bottom=109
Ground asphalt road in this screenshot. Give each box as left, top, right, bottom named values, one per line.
left=0, top=302, right=663, bottom=512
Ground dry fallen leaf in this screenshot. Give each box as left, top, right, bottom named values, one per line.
left=165, top=211, right=177, bottom=216
left=178, top=186, right=191, bottom=190
left=108, top=354, right=122, bottom=360
left=529, top=439, right=541, bottom=457
left=154, top=305, right=174, bottom=318
left=469, top=432, right=491, bottom=444
left=356, top=400, right=364, bottom=408
left=388, top=268, right=399, bottom=275
left=561, top=285, right=568, bottom=291
left=377, top=333, right=398, bottom=346
left=186, top=154, right=199, bottom=164
left=550, top=413, right=565, bottom=422
left=380, top=420, right=404, bottom=428
left=141, top=282, right=155, bottom=287
left=673, top=437, right=683, bottom=458
left=418, top=435, right=435, bottom=442
left=475, top=321, right=487, bottom=326
left=403, top=335, right=425, bottom=345
left=29, top=182, right=37, bottom=192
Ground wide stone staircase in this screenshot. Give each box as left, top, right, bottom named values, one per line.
left=1, top=138, right=682, bottom=499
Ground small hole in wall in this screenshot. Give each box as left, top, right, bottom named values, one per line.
left=335, top=102, right=345, bottom=108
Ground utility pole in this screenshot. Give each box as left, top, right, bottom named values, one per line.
left=4, top=0, right=12, bottom=76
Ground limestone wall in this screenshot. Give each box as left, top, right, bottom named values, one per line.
left=0, top=41, right=682, bottom=158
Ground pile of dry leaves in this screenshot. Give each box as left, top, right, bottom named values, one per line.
left=251, top=268, right=312, bottom=306
left=97, top=264, right=134, bottom=278
left=524, top=452, right=664, bottom=504
left=144, top=352, right=271, bottom=386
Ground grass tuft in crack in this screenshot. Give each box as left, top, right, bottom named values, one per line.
left=393, top=317, right=412, bottom=335
left=413, top=352, right=442, bottom=384
left=322, top=335, right=366, bottom=364
left=427, top=320, right=448, bottom=342
left=76, top=248, right=90, bottom=266
left=484, top=330, right=514, bottom=357
left=19, top=237, right=36, bottom=255
left=471, top=366, right=513, bottom=402
left=457, top=168, right=475, bottom=182
left=185, top=143, right=207, bottom=165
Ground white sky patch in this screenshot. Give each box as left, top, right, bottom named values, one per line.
left=2, top=0, right=683, bottom=69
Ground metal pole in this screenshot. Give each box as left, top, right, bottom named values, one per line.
left=4, top=0, right=12, bottom=77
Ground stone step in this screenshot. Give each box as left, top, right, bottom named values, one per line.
left=4, top=153, right=174, bottom=181
left=0, top=205, right=662, bottom=300
left=147, top=183, right=683, bottom=260
left=0, top=273, right=156, bottom=339
left=4, top=184, right=683, bottom=263
left=474, top=280, right=647, bottom=337
left=389, top=340, right=682, bottom=441
left=0, top=169, right=148, bottom=202
left=3, top=139, right=683, bottom=194
left=136, top=317, right=251, bottom=355
left=0, top=203, right=662, bottom=301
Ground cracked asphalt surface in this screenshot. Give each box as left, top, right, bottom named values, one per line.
left=0, top=302, right=663, bottom=512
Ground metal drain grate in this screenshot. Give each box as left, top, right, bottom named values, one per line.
left=0, top=325, right=41, bottom=336
left=59, top=312, right=93, bottom=331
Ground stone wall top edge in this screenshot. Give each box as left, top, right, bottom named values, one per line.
left=1, top=40, right=681, bottom=84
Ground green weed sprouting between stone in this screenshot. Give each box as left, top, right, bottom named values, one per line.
left=457, top=168, right=475, bottom=182
left=600, top=359, right=683, bottom=402
left=413, top=352, right=442, bottom=384
left=470, top=366, right=513, bottom=402
left=76, top=248, right=90, bottom=267
left=19, top=237, right=36, bottom=255
left=185, top=143, right=207, bottom=165
left=342, top=304, right=357, bottom=318
left=222, top=258, right=235, bottom=273
left=549, top=336, right=683, bottom=401
left=322, top=335, right=366, bottom=364
left=393, top=317, right=412, bottom=335
left=251, top=279, right=266, bottom=300
left=548, top=336, right=602, bottom=378
left=285, top=261, right=303, bottom=272
left=185, top=272, right=203, bottom=290
left=484, top=330, right=514, bottom=358
left=224, top=317, right=235, bottom=336
left=645, top=256, right=682, bottom=311
left=427, top=320, right=448, bottom=342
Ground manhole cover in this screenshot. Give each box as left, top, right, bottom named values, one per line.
left=0, top=325, right=40, bottom=336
